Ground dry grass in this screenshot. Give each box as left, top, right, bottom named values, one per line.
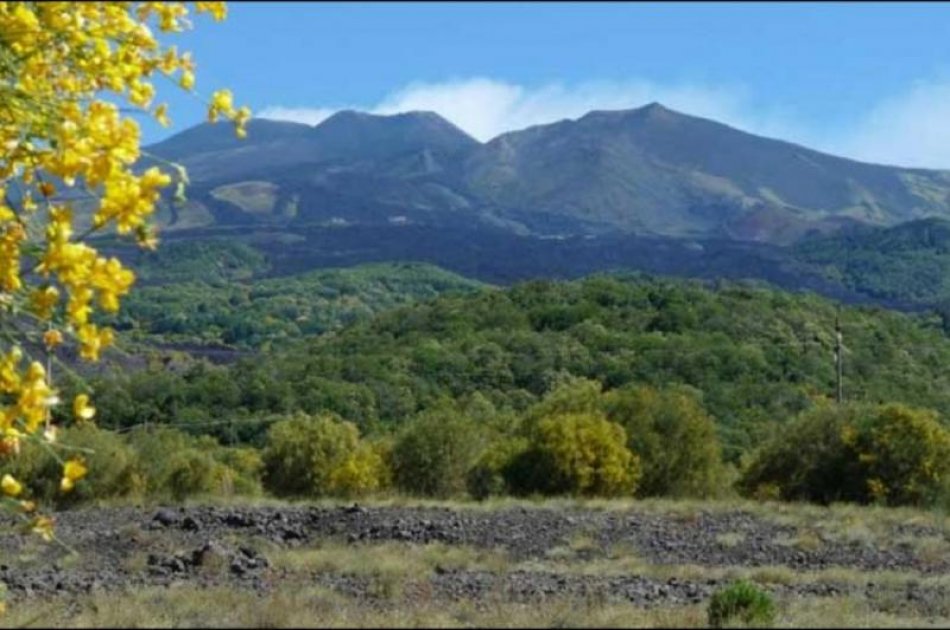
left=715, top=531, right=746, bottom=548
left=5, top=585, right=950, bottom=628
left=513, top=549, right=950, bottom=591
left=773, top=529, right=824, bottom=552
left=252, top=535, right=943, bottom=601
left=2, top=585, right=707, bottom=628
left=267, top=540, right=511, bottom=579
left=775, top=595, right=950, bottom=628
left=893, top=535, right=950, bottom=566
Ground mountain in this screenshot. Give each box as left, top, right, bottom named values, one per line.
left=308, top=110, right=479, bottom=162
left=137, top=103, right=950, bottom=244
left=145, top=110, right=477, bottom=183
left=82, top=104, right=950, bottom=312
left=463, top=103, right=950, bottom=242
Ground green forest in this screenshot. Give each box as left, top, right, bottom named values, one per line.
left=99, top=218, right=950, bottom=359
left=791, top=218, right=950, bottom=308
left=39, top=269, right=950, bottom=510
left=109, top=252, right=483, bottom=349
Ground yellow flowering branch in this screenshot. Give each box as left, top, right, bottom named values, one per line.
left=0, top=1, right=247, bottom=558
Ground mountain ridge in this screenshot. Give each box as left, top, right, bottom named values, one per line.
left=140, top=102, right=950, bottom=245
left=152, top=102, right=950, bottom=172
left=81, top=102, right=950, bottom=312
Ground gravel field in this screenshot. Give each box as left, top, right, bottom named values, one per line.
left=2, top=503, right=949, bottom=626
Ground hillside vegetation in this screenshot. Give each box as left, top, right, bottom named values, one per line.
left=82, top=276, right=950, bottom=460
left=97, top=242, right=485, bottom=349
left=792, top=218, right=950, bottom=308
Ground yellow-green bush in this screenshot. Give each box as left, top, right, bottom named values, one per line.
left=126, top=427, right=241, bottom=501
left=210, top=445, right=264, bottom=497
left=5, top=425, right=264, bottom=506
left=262, top=413, right=385, bottom=497
left=740, top=403, right=950, bottom=507
left=739, top=404, right=857, bottom=504
left=605, top=384, right=728, bottom=498
left=466, top=436, right=529, bottom=500
left=390, top=410, right=485, bottom=497
left=513, top=379, right=725, bottom=499
left=328, top=441, right=390, bottom=496
left=850, top=404, right=950, bottom=506
left=5, top=425, right=140, bottom=507
left=163, top=451, right=235, bottom=501
left=508, top=411, right=640, bottom=497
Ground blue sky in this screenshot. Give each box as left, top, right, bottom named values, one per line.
left=148, top=2, right=950, bottom=168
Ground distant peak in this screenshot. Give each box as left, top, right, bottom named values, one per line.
left=636, top=102, right=678, bottom=119
left=313, top=109, right=478, bottom=147
left=319, top=109, right=373, bottom=124
left=319, top=109, right=452, bottom=126
left=578, top=102, right=681, bottom=125
left=393, top=110, right=444, bottom=120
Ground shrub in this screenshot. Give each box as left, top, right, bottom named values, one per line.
left=605, top=384, right=727, bottom=498
left=707, top=580, right=776, bottom=628
left=390, top=410, right=484, bottom=497
left=508, top=411, right=640, bottom=497
left=210, top=446, right=265, bottom=496
left=262, top=413, right=382, bottom=497
left=328, top=442, right=390, bottom=497
left=740, top=403, right=950, bottom=507
left=7, top=425, right=265, bottom=506
left=6, top=425, right=140, bottom=507
left=127, top=427, right=246, bottom=501
left=850, top=404, right=950, bottom=506
left=738, top=404, right=859, bottom=505
left=466, top=436, right=529, bottom=500
left=162, top=450, right=234, bottom=501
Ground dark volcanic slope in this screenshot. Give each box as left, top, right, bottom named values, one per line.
left=464, top=104, right=950, bottom=242
left=146, top=110, right=478, bottom=184
left=140, top=104, right=950, bottom=245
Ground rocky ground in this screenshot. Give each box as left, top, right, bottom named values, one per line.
left=1, top=502, right=949, bottom=625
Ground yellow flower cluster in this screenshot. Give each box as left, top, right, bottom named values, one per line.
left=209, top=89, right=251, bottom=138
left=0, top=1, right=245, bottom=545
left=0, top=349, right=55, bottom=435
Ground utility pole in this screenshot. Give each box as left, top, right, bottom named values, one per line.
left=834, top=311, right=843, bottom=404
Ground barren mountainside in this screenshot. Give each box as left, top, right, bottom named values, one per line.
left=140, top=103, right=950, bottom=244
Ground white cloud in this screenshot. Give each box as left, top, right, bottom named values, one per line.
left=830, top=80, right=950, bottom=169
left=256, top=105, right=338, bottom=127
left=371, top=78, right=526, bottom=141
left=258, top=77, right=950, bottom=169
left=258, top=77, right=774, bottom=142
left=370, top=78, right=764, bottom=142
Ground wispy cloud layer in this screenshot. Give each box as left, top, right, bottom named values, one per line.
left=257, top=78, right=769, bottom=141
left=832, top=80, right=950, bottom=169
left=254, top=106, right=338, bottom=127
left=369, top=78, right=759, bottom=142
left=258, top=77, right=950, bottom=169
